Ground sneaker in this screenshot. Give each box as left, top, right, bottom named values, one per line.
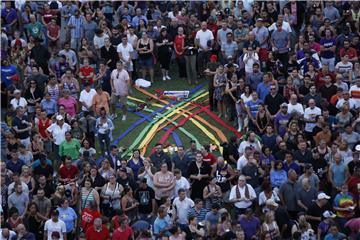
left=237, top=127, right=242, bottom=132
left=112, top=114, right=118, bottom=119
left=166, top=75, right=171, bottom=80
left=122, top=115, right=127, bottom=121
left=162, top=76, right=166, bottom=81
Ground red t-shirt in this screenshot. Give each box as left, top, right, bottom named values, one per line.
left=111, top=215, right=129, bottom=230
left=339, top=47, right=357, bottom=59
left=59, top=165, right=79, bottom=181
left=85, top=225, right=110, bottom=240
left=112, top=226, right=133, bottom=240
left=81, top=208, right=101, bottom=232
left=174, top=35, right=185, bottom=57
left=203, top=153, right=217, bottom=165
left=80, top=66, right=95, bottom=85
left=38, top=118, right=51, bottom=139
left=47, top=23, right=60, bottom=39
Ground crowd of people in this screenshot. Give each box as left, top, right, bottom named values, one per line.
left=1, top=0, right=360, bottom=240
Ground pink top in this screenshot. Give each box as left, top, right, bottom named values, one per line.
left=58, top=96, right=77, bottom=116
left=111, top=69, right=130, bottom=96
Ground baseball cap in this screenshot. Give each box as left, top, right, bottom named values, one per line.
left=14, top=89, right=21, bottom=94
left=280, top=103, right=288, bottom=107
left=227, top=55, right=233, bottom=59
left=56, top=115, right=64, bottom=121
left=323, top=211, right=336, bottom=218
left=355, top=144, right=360, bottom=152
left=257, top=18, right=263, bottom=22
left=317, top=192, right=330, bottom=200
left=265, top=199, right=279, bottom=207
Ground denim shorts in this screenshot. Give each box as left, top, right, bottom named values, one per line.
left=138, top=57, right=154, bottom=68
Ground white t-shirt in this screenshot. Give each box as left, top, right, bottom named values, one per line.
left=111, top=69, right=130, bottom=96
left=173, top=197, right=194, bottom=224
left=93, top=33, right=109, bottom=49
left=304, top=106, right=321, bottom=132
left=336, top=98, right=358, bottom=110
left=8, top=181, right=29, bottom=196
left=243, top=52, right=259, bottom=73
left=117, top=43, right=134, bottom=61
left=46, top=123, right=71, bottom=145
left=79, top=89, right=96, bottom=111
left=174, top=177, right=190, bottom=198
left=195, top=29, right=214, bottom=50
left=10, top=97, right=27, bottom=109
left=268, top=21, right=292, bottom=33
left=287, top=103, right=304, bottom=115
left=44, top=219, right=66, bottom=240
left=350, top=85, right=360, bottom=106
left=229, top=184, right=256, bottom=209
left=237, top=155, right=249, bottom=172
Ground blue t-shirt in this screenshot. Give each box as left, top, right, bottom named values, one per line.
left=57, top=207, right=78, bottom=233
left=320, top=37, right=336, bottom=59
left=256, top=82, right=271, bottom=101
left=1, top=65, right=17, bottom=87
left=246, top=99, right=263, bottom=118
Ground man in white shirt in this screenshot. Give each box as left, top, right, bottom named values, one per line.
left=287, top=94, right=304, bottom=116
left=350, top=78, right=360, bottom=107
left=44, top=210, right=67, bottom=240
left=117, top=35, right=134, bottom=78
left=304, top=99, right=322, bottom=135
left=110, top=61, right=130, bottom=120
left=10, top=89, right=27, bottom=110
left=172, top=188, right=194, bottom=225
left=268, top=15, right=292, bottom=33
left=195, top=21, right=214, bottom=73
left=237, top=147, right=253, bottom=172
left=173, top=169, right=190, bottom=197
left=229, top=175, right=256, bottom=217
left=46, top=115, right=71, bottom=161
left=79, top=83, right=96, bottom=112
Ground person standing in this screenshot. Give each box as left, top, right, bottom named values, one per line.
left=229, top=175, right=257, bottom=218
left=174, top=26, right=187, bottom=81
left=67, top=9, right=84, bottom=51
left=43, top=210, right=67, bottom=240
left=156, top=28, right=173, bottom=81
left=270, top=22, right=290, bottom=66
left=195, top=22, right=214, bottom=74
left=188, top=152, right=212, bottom=200
left=110, top=61, right=130, bottom=121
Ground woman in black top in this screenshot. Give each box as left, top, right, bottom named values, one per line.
left=24, top=80, right=43, bottom=119
left=156, top=28, right=173, bottom=81
left=137, top=32, right=155, bottom=83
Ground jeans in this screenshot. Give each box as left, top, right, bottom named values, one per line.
left=185, top=55, right=197, bottom=83
left=321, top=57, right=335, bottom=72
left=98, top=133, right=110, bottom=156
left=70, top=37, right=81, bottom=51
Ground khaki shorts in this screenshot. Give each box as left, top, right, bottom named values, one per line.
left=110, top=94, right=127, bottom=106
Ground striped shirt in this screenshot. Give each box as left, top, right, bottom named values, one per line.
left=67, top=15, right=84, bottom=38
left=187, top=207, right=208, bottom=223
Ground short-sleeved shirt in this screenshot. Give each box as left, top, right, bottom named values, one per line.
left=111, top=69, right=130, bottom=96
left=59, top=165, right=79, bottom=181
left=79, top=66, right=95, bottom=85
left=58, top=96, right=77, bottom=116
left=117, top=43, right=134, bottom=61
left=320, top=37, right=336, bottom=58
left=46, top=123, right=71, bottom=145
left=12, top=115, right=30, bottom=139
left=44, top=219, right=67, bottom=240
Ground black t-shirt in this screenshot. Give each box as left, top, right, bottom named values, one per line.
left=12, top=115, right=30, bottom=139
left=33, top=164, right=54, bottom=179
left=134, top=186, right=155, bottom=214
left=312, top=157, right=328, bottom=179
left=348, top=160, right=360, bottom=176
left=306, top=202, right=330, bottom=229
left=275, top=206, right=291, bottom=238
left=264, top=93, right=285, bottom=116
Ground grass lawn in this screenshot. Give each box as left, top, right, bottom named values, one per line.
left=108, top=62, right=236, bottom=157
